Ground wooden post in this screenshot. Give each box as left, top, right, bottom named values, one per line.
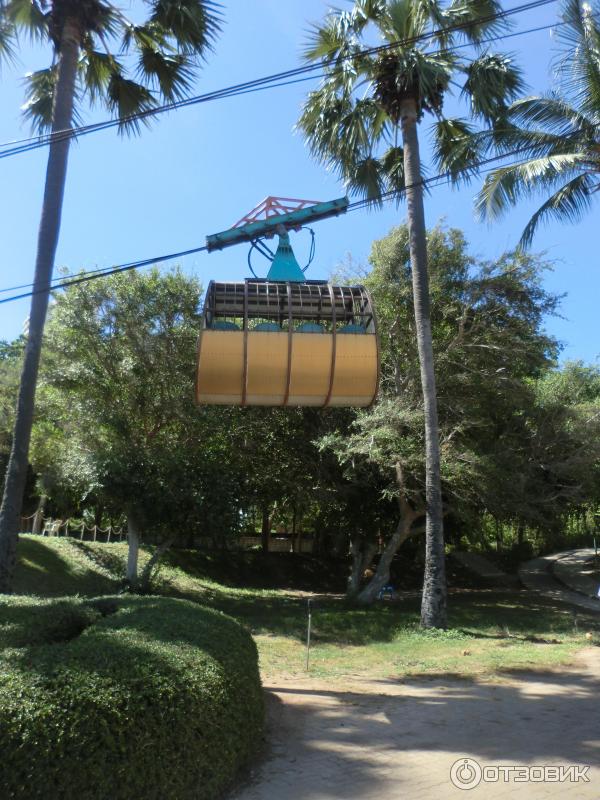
left=93, top=525, right=97, bottom=542
left=107, top=526, right=111, bottom=543
left=305, top=599, right=312, bottom=671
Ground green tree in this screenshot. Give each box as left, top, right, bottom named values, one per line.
left=0, top=340, right=24, bottom=490
left=475, top=0, right=600, bottom=247
left=322, top=224, right=565, bottom=603
left=32, top=268, right=227, bottom=587
left=0, top=0, right=221, bottom=592
left=298, top=0, right=524, bottom=626
left=226, top=406, right=345, bottom=554
left=528, top=361, right=600, bottom=544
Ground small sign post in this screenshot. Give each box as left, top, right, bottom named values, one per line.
left=305, top=599, right=312, bottom=672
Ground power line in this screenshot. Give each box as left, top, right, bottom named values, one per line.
left=0, top=0, right=559, bottom=154
left=0, top=0, right=558, bottom=161
left=0, top=143, right=562, bottom=306
left=0, top=73, right=322, bottom=159
left=345, top=147, right=535, bottom=214
left=0, top=244, right=209, bottom=305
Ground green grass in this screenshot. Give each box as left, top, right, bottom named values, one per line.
left=238, top=593, right=599, bottom=680
left=14, top=535, right=600, bottom=682
left=14, top=536, right=121, bottom=596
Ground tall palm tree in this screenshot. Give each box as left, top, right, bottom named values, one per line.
left=476, top=0, right=600, bottom=248
left=298, top=0, right=524, bottom=627
left=0, top=0, right=220, bottom=592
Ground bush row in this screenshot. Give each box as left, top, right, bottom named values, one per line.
left=0, top=594, right=264, bottom=799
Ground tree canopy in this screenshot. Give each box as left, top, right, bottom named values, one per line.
left=32, top=270, right=233, bottom=555
left=298, top=0, right=524, bottom=200
left=0, top=0, right=222, bottom=132
left=319, top=223, right=598, bottom=599
left=6, top=227, right=598, bottom=599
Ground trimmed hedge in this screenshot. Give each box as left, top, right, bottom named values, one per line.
left=0, top=595, right=264, bottom=799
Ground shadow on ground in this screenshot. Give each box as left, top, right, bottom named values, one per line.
left=13, top=538, right=118, bottom=597
left=232, top=653, right=600, bottom=799
left=195, top=590, right=600, bottom=647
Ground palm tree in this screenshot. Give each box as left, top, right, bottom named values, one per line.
left=476, top=0, right=600, bottom=248
left=298, top=0, right=524, bottom=627
left=0, top=0, right=220, bottom=592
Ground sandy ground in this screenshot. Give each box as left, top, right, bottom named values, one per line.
left=231, top=648, right=600, bottom=800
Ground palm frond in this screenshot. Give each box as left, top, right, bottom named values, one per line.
left=21, top=64, right=85, bottom=133
left=304, top=20, right=347, bottom=62
left=4, top=0, right=47, bottom=42
left=484, top=118, right=582, bottom=158
left=121, top=22, right=168, bottom=53
left=21, top=66, right=59, bottom=133
left=0, top=18, right=16, bottom=65
left=381, top=145, right=406, bottom=193
left=148, top=0, right=222, bottom=56
left=303, top=14, right=362, bottom=64
left=518, top=172, right=597, bottom=248
left=431, top=117, right=481, bottom=182
left=336, top=100, right=382, bottom=167
left=137, top=48, right=194, bottom=101
left=382, top=0, right=429, bottom=41
left=106, top=72, right=157, bottom=134
left=415, top=0, right=451, bottom=36
left=555, top=0, right=589, bottom=50
left=475, top=153, right=589, bottom=221
left=80, top=50, right=118, bottom=105
left=507, top=95, right=597, bottom=137
left=351, top=0, right=387, bottom=32
left=555, top=0, right=600, bottom=117
left=297, top=85, right=354, bottom=163
left=462, top=53, right=526, bottom=122
left=446, top=0, right=508, bottom=44
left=85, top=2, right=121, bottom=41
left=346, top=155, right=385, bottom=203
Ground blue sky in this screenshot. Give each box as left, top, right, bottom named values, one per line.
left=0, top=0, right=597, bottom=363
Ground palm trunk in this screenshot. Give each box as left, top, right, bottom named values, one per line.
left=400, top=99, right=447, bottom=628
left=0, top=20, right=80, bottom=593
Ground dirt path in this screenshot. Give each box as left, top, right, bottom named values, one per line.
left=231, top=649, right=600, bottom=800
left=552, top=549, right=599, bottom=599
left=520, top=553, right=600, bottom=614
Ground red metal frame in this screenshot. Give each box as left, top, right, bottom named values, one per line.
left=232, top=197, right=321, bottom=229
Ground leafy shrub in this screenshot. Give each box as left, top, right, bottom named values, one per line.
left=0, top=596, right=101, bottom=648
left=0, top=595, right=264, bottom=800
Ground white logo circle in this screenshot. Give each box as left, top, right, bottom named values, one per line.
left=450, top=758, right=483, bottom=790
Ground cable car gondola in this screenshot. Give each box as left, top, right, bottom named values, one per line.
left=195, top=197, right=379, bottom=408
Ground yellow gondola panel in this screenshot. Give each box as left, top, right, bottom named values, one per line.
left=195, top=280, right=379, bottom=408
